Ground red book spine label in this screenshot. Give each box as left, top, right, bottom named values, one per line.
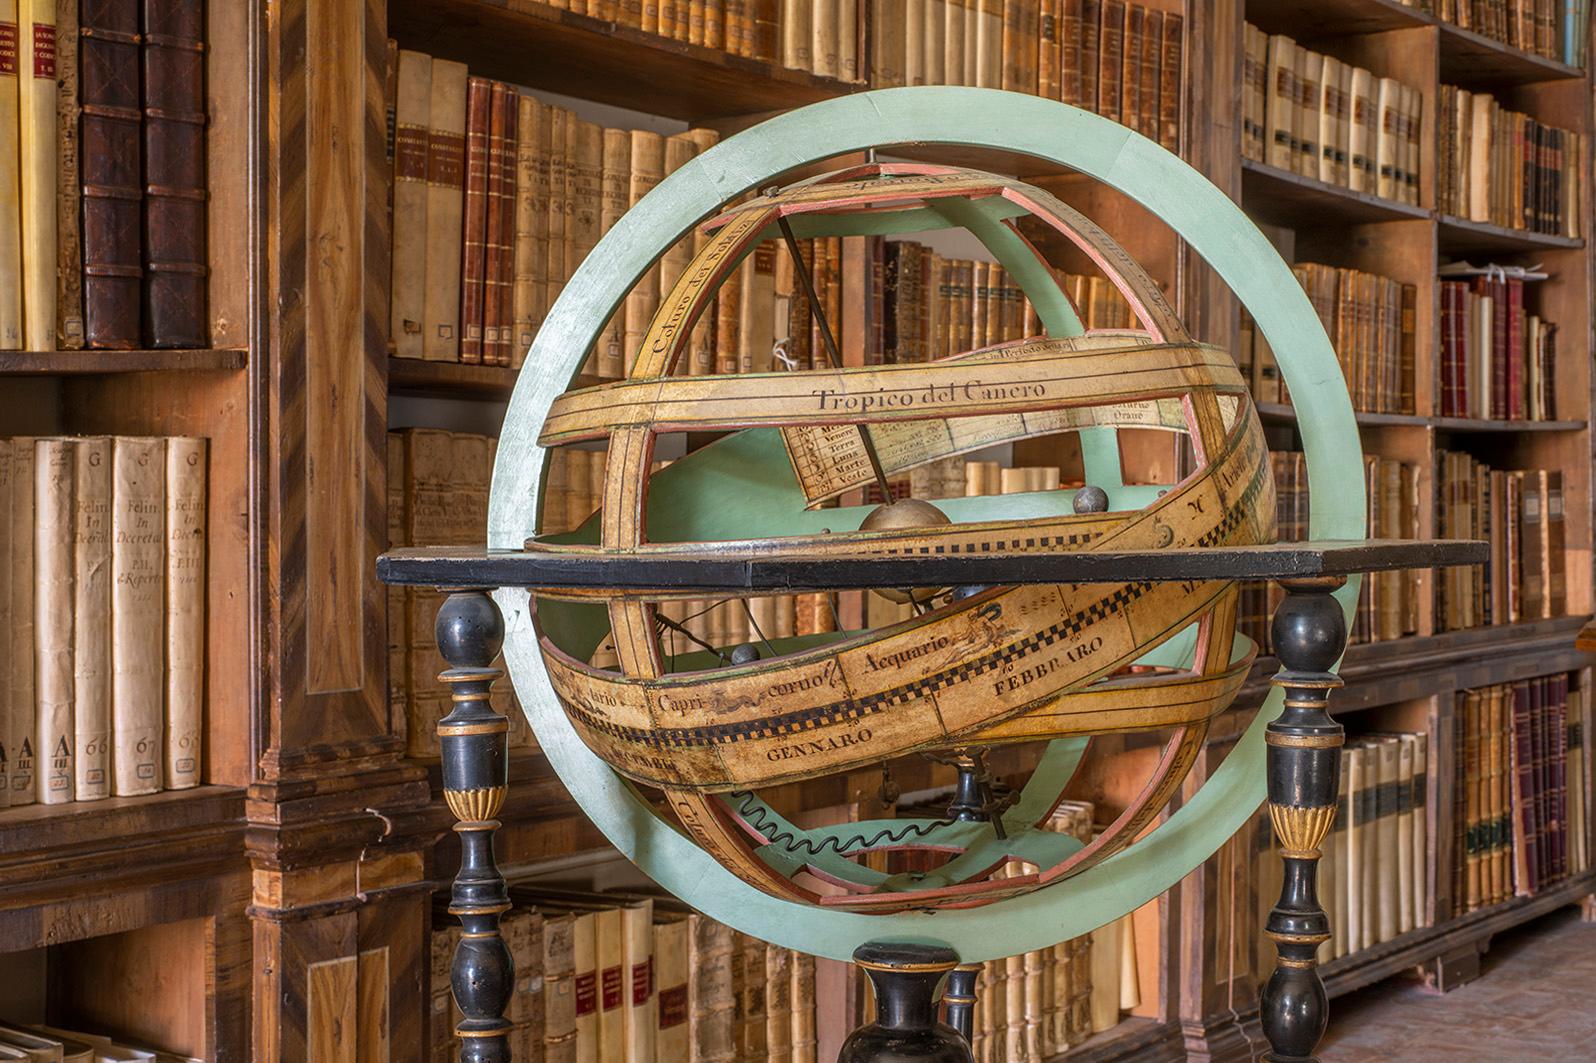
left=657, top=985, right=688, bottom=1029
left=575, top=971, right=598, bottom=1017
left=31, top=21, right=53, bottom=79
left=427, top=131, right=465, bottom=187
left=601, top=964, right=622, bottom=1011
left=395, top=124, right=428, bottom=181
left=0, top=23, right=16, bottom=75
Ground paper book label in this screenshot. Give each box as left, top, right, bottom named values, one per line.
left=630, top=958, right=652, bottom=1005
left=0, top=23, right=16, bottom=74
left=657, top=984, right=687, bottom=1028
left=601, top=964, right=622, bottom=1011
left=30, top=22, right=51, bottom=79
left=574, top=972, right=597, bottom=1017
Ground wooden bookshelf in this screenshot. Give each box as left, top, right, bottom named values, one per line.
left=0, top=349, right=249, bottom=375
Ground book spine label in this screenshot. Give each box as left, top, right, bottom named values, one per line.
left=34, top=438, right=74, bottom=804
left=111, top=437, right=165, bottom=795
left=164, top=436, right=205, bottom=788
left=141, top=0, right=208, bottom=347
left=72, top=437, right=112, bottom=800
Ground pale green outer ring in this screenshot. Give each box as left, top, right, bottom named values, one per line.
left=487, top=87, right=1365, bottom=963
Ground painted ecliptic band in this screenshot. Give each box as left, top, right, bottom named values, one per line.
left=534, top=412, right=1271, bottom=792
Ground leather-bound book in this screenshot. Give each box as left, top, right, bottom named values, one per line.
left=71, top=437, right=112, bottom=801
left=1078, top=0, right=1098, bottom=111
left=1118, top=2, right=1139, bottom=132
left=511, top=93, right=547, bottom=370
left=1136, top=5, right=1157, bottom=141
left=486, top=82, right=517, bottom=367
left=838, top=0, right=858, bottom=80
left=975, top=0, right=1002, bottom=89
left=110, top=436, right=165, bottom=796
left=764, top=945, right=793, bottom=1063
left=141, top=0, right=207, bottom=347
left=1545, top=470, right=1566, bottom=616
left=790, top=951, right=816, bottom=1063
left=55, top=0, right=83, bottom=348
left=458, top=76, right=491, bottom=365
left=542, top=912, right=579, bottom=1063
left=1000, top=0, right=1038, bottom=95
left=1037, top=0, right=1059, bottom=98
left=1095, top=0, right=1123, bottom=122
left=779, top=0, right=808, bottom=70
left=0, top=0, right=23, bottom=349
left=1059, top=0, right=1083, bottom=106
left=34, top=438, right=75, bottom=805
left=17, top=0, right=56, bottom=349
left=80, top=0, right=142, bottom=348
left=870, top=0, right=904, bottom=86
left=1412, top=730, right=1429, bottom=925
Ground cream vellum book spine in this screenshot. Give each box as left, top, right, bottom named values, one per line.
left=164, top=437, right=206, bottom=789
left=110, top=437, right=165, bottom=795
left=71, top=436, right=112, bottom=800
left=34, top=437, right=75, bottom=805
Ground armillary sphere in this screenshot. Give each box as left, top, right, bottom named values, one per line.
left=488, top=87, right=1364, bottom=965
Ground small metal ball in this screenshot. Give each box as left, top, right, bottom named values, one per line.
left=728, top=643, right=762, bottom=666
left=860, top=498, right=952, bottom=604
left=1073, top=485, right=1109, bottom=514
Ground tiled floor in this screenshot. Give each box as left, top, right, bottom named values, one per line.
left=1318, top=907, right=1596, bottom=1060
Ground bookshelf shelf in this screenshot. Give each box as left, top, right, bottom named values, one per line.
left=1430, top=415, right=1587, bottom=432
left=1437, top=214, right=1585, bottom=254
left=387, top=0, right=860, bottom=122
left=1044, top=1016, right=1180, bottom=1062
left=0, top=348, right=248, bottom=375
left=1240, top=159, right=1431, bottom=227
left=1241, top=0, right=1429, bottom=38
left=1256, top=402, right=1585, bottom=433
left=1321, top=868, right=1596, bottom=999
left=1436, top=22, right=1586, bottom=86
left=388, top=357, right=604, bottom=400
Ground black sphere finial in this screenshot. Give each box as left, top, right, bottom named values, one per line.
left=437, top=590, right=506, bottom=668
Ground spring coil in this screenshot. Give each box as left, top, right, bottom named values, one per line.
left=726, top=790, right=959, bottom=857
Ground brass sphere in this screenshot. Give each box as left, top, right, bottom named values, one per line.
left=860, top=497, right=952, bottom=604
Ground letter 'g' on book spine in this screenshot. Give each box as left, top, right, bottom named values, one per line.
left=165, top=437, right=206, bottom=789
left=111, top=437, right=166, bottom=795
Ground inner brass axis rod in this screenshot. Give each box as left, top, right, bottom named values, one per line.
left=775, top=212, right=896, bottom=503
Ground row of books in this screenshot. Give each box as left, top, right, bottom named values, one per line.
left=0, top=436, right=206, bottom=808
left=1237, top=452, right=1422, bottom=654
left=1256, top=730, right=1431, bottom=973
left=960, top=799, right=1139, bottom=1061
left=1423, top=0, right=1591, bottom=66
left=1435, top=452, right=1566, bottom=631
left=429, top=885, right=816, bottom=1063
left=872, top=240, right=1134, bottom=364
left=1454, top=674, right=1590, bottom=915
left=387, top=429, right=535, bottom=757
left=387, top=47, right=726, bottom=372
left=1238, top=264, right=1417, bottom=416
left=1439, top=275, right=1558, bottom=420
left=0, top=1021, right=200, bottom=1062
left=1242, top=26, right=1424, bottom=205
left=1437, top=86, right=1584, bottom=237
left=0, top=0, right=208, bottom=352
left=870, top=0, right=1184, bottom=152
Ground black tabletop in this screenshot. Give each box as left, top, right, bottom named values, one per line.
left=377, top=538, right=1487, bottom=591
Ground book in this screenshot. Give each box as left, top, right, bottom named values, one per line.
left=654, top=915, right=690, bottom=1060
left=79, top=0, right=142, bottom=347
left=53, top=0, right=81, bottom=349
left=687, top=912, right=736, bottom=1062
left=110, top=437, right=164, bottom=795
left=390, top=51, right=431, bottom=359
left=458, top=77, right=492, bottom=365
left=486, top=82, right=518, bottom=368
left=3, top=441, right=35, bottom=807
left=164, top=437, right=206, bottom=789
left=71, top=437, right=111, bottom=801
left=17, top=0, right=56, bottom=349
left=1263, top=33, right=1296, bottom=171
left=421, top=57, right=468, bottom=362
left=621, top=898, right=655, bottom=1062
left=34, top=438, right=74, bottom=805
left=511, top=93, right=548, bottom=368
left=141, top=0, right=208, bottom=347
left=0, top=0, right=22, bottom=348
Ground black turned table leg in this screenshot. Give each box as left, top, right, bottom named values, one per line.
left=436, top=590, right=513, bottom=1063
left=1261, top=576, right=1348, bottom=1063
left=839, top=942, right=974, bottom=1063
